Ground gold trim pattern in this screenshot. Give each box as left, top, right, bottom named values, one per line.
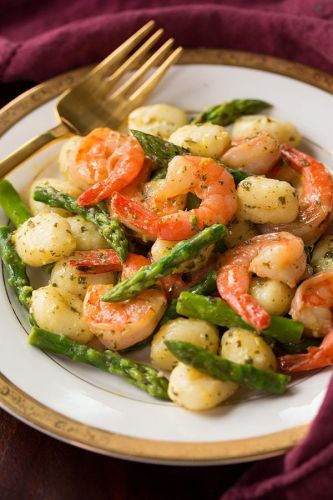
left=0, top=375, right=309, bottom=462
left=1, top=49, right=331, bottom=462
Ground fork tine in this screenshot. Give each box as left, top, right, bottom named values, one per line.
left=85, top=20, right=155, bottom=83
left=110, top=38, right=175, bottom=99
left=128, top=47, right=183, bottom=106
left=102, top=28, right=164, bottom=90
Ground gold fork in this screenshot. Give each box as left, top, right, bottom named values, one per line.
left=1, top=20, right=182, bottom=176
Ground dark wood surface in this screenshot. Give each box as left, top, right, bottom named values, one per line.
left=0, top=83, right=251, bottom=500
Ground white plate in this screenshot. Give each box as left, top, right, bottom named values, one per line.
left=1, top=50, right=333, bottom=465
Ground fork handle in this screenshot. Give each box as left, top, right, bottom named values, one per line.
left=0, top=123, right=71, bottom=177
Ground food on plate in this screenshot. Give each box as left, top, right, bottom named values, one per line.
left=261, top=145, right=333, bottom=244
left=1, top=97, right=333, bottom=412
left=222, top=132, right=280, bottom=175
left=33, top=185, right=128, bottom=261
left=128, top=103, right=188, bottom=139
left=151, top=317, right=220, bottom=371
left=231, top=114, right=301, bottom=147
left=216, top=232, right=306, bottom=330
left=192, top=99, right=270, bottom=126
left=236, top=176, right=299, bottom=224
left=169, top=123, right=231, bottom=158
left=280, top=271, right=333, bottom=372
left=13, top=212, right=77, bottom=266
left=28, top=326, right=170, bottom=400
left=310, top=235, right=333, bottom=274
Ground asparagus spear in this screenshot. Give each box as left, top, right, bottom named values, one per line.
left=29, top=327, right=169, bottom=400
left=189, top=270, right=217, bottom=296
left=160, top=269, right=217, bottom=325
left=176, top=292, right=303, bottom=344
left=0, top=179, right=31, bottom=227
left=0, top=226, right=32, bottom=309
left=131, top=130, right=189, bottom=169
left=192, top=99, right=271, bottom=125
left=102, top=225, right=226, bottom=302
left=131, top=130, right=248, bottom=185
left=33, top=186, right=128, bottom=262
left=275, top=337, right=321, bottom=355
left=165, top=340, right=290, bottom=395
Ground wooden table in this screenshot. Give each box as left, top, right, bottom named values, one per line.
left=0, top=82, right=251, bottom=500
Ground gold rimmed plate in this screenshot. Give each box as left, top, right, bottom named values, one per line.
left=0, top=49, right=332, bottom=464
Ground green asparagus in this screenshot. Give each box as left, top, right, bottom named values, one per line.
left=186, top=193, right=201, bottom=210
left=275, top=337, right=321, bottom=355
left=176, top=292, right=303, bottom=344
left=0, top=179, right=31, bottom=228
left=29, top=327, right=169, bottom=400
left=33, top=186, right=128, bottom=262
left=165, top=340, right=290, bottom=395
left=160, top=270, right=217, bottom=325
left=131, top=130, right=248, bottom=184
left=131, top=129, right=189, bottom=169
left=192, top=99, right=271, bottom=125
left=102, top=225, right=226, bottom=302
left=0, top=226, right=32, bottom=308
left=189, top=270, right=217, bottom=296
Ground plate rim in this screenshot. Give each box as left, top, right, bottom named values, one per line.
left=0, top=48, right=331, bottom=464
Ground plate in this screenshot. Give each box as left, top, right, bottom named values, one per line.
left=1, top=50, right=333, bottom=465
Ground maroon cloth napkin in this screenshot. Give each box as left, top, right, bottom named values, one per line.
left=1, top=1, right=333, bottom=498
left=1, top=0, right=333, bottom=81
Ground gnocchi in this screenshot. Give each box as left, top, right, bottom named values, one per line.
left=169, top=123, right=230, bottom=158
left=237, top=176, right=299, bottom=224
left=224, top=217, right=258, bottom=248
left=232, top=115, right=301, bottom=146
left=13, top=213, right=76, bottom=266
left=31, top=285, right=93, bottom=343
left=221, top=328, right=277, bottom=372
left=51, top=259, right=115, bottom=299
left=67, top=216, right=108, bottom=250
left=151, top=318, right=220, bottom=371
left=249, top=277, right=295, bottom=316
left=311, top=236, right=333, bottom=273
left=58, top=136, right=83, bottom=185
left=168, top=363, right=237, bottom=411
left=128, top=104, right=188, bottom=139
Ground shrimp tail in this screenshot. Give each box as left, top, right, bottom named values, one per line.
left=157, top=214, right=196, bottom=240
left=77, top=178, right=115, bottom=206
left=67, top=249, right=123, bottom=273
left=223, top=292, right=271, bottom=331
left=160, top=274, right=188, bottom=299
left=111, top=193, right=159, bottom=239
left=280, top=144, right=311, bottom=172
left=78, top=173, right=136, bottom=206
left=279, top=330, right=333, bottom=372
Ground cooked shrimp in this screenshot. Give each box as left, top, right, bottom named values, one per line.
left=68, top=248, right=187, bottom=299
left=222, top=132, right=280, bottom=175
left=262, top=145, right=333, bottom=244
left=280, top=271, right=333, bottom=372
left=82, top=253, right=167, bottom=350
left=111, top=155, right=237, bottom=240
left=118, top=163, right=186, bottom=218
left=216, top=232, right=307, bottom=331
left=65, top=128, right=145, bottom=206
left=117, top=158, right=152, bottom=202
left=68, top=249, right=125, bottom=274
